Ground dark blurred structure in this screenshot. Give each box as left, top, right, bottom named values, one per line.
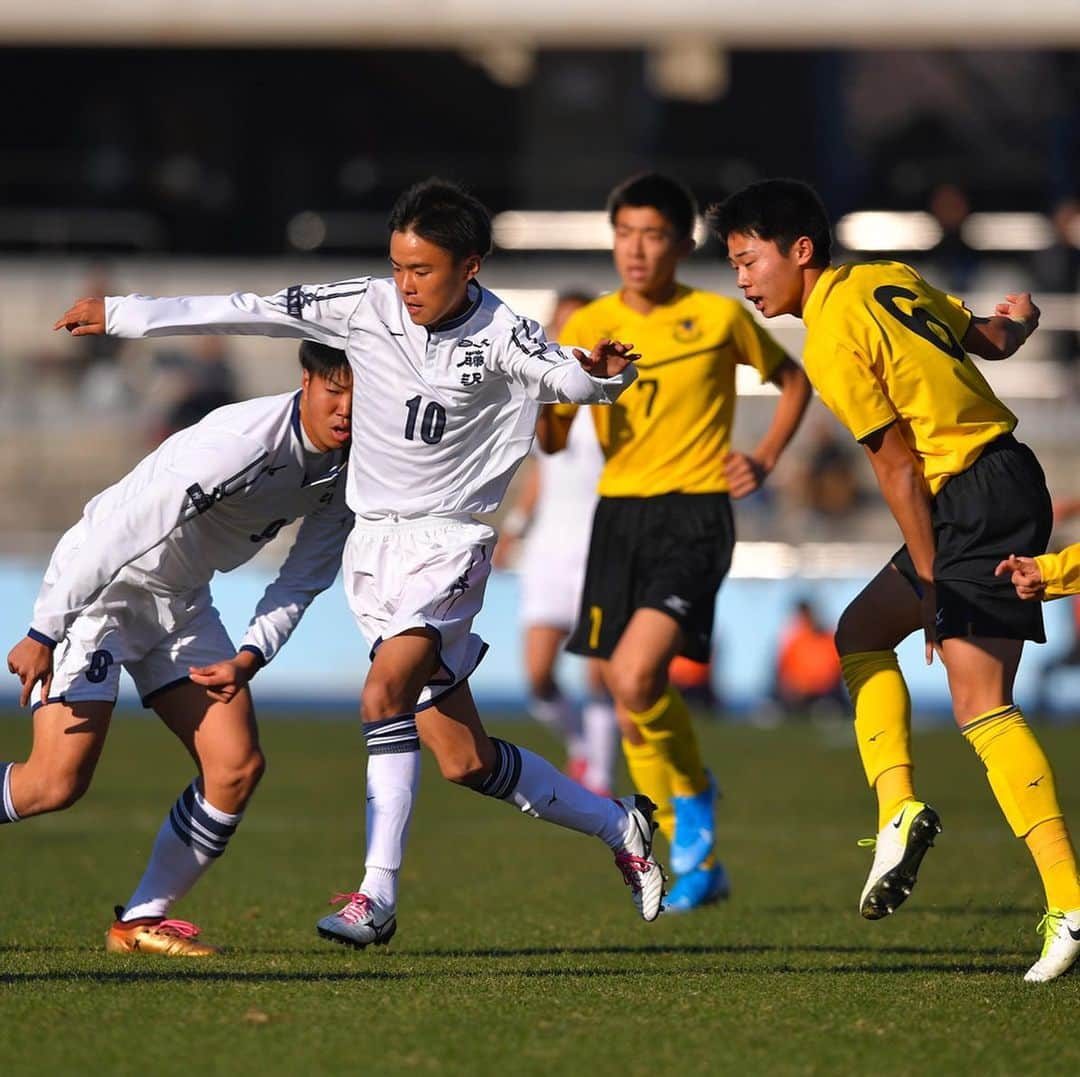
left=1, top=47, right=1077, bottom=255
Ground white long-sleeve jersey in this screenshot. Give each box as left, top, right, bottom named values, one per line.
left=30, top=392, right=352, bottom=663
left=106, top=277, right=637, bottom=517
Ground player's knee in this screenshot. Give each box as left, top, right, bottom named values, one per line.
left=833, top=604, right=863, bottom=656
left=204, top=747, right=265, bottom=806
left=608, top=664, right=664, bottom=713
left=437, top=749, right=488, bottom=788
left=361, top=678, right=412, bottom=721
left=37, top=767, right=94, bottom=813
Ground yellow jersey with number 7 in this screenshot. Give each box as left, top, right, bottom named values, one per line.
left=801, top=262, right=1016, bottom=496
left=559, top=285, right=786, bottom=497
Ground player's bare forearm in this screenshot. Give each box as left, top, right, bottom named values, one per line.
left=864, top=428, right=935, bottom=583
left=535, top=405, right=574, bottom=454
left=752, top=358, right=812, bottom=473
left=963, top=294, right=1039, bottom=361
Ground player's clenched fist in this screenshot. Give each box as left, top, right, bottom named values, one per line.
left=54, top=297, right=106, bottom=335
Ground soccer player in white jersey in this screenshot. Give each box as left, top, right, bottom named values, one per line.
left=54, top=179, right=666, bottom=948
left=496, top=292, right=617, bottom=796
left=3, top=342, right=354, bottom=955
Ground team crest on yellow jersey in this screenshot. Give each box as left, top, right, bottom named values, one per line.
left=673, top=317, right=703, bottom=343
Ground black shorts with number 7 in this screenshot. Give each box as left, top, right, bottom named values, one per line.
left=565, top=492, right=734, bottom=663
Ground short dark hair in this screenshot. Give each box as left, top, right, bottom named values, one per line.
left=387, top=178, right=493, bottom=260
left=706, top=179, right=832, bottom=267
left=554, top=289, right=595, bottom=307
left=299, top=340, right=350, bottom=380
left=607, top=172, right=698, bottom=242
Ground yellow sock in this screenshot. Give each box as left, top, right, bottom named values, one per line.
left=621, top=737, right=674, bottom=841
left=841, top=651, right=915, bottom=826
left=875, top=765, right=916, bottom=831
left=626, top=686, right=707, bottom=798
left=961, top=704, right=1080, bottom=908
left=961, top=705, right=1064, bottom=836
left=1027, top=819, right=1080, bottom=911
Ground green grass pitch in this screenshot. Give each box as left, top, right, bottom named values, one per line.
left=3, top=711, right=1080, bottom=1075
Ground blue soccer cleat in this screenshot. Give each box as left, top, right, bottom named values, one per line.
left=664, top=862, right=730, bottom=914
left=670, top=771, right=718, bottom=875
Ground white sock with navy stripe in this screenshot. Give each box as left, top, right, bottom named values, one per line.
left=0, top=763, right=20, bottom=824
left=121, top=780, right=242, bottom=921
left=359, top=715, right=421, bottom=912
left=480, top=739, right=628, bottom=850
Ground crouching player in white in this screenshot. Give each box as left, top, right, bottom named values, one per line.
left=3, top=342, right=353, bottom=955
left=54, top=178, right=667, bottom=952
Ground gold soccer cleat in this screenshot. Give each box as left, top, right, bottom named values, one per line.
left=105, top=906, right=219, bottom=957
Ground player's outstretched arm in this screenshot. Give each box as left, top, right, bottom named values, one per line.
left=963, top=293, right=1040, bottom=360
left=7, top=637, right=53, bottom=709
left=55, top=280, right=367, bottom=345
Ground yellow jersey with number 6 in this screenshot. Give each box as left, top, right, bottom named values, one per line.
left=802, top=262, right=1016, bottom=496
left=559, top=285, right=786, bottom=497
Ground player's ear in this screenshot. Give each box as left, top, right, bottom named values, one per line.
left=462, top=254, right=482, bottom=282
left=793, top=235, right=816, bottom=267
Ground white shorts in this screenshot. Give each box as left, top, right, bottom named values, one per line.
left=342, top=514, right=494, bottom=708
left=519, top=544, right=588, bottom=632
left=33, top=577, right=234, bottom=710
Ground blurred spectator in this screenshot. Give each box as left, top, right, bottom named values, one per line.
left=779, top=420, right=862, bottom=539
left=925, top=182, right=979, bottom=294
left=772, top=599, right=845, bottom=718
left=668, top=654, right=718, bottom=715
left=154, top=337, right=238, bottom=442
left=805, top=425, right=860, bottom=520
left=1031, top=198, right=1080, bottom=367
left=32, top=265, right=131, bottom=416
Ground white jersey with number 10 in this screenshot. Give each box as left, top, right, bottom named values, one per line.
left=106, top=278, right=637, bottom=519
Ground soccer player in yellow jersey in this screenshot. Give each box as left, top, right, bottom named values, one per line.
left=550, top=173, right=812, bottom=912
left=710, top=177, right=1080, bottom=982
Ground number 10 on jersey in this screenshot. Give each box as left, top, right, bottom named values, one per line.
left=404, top=396, right=447, bottom=445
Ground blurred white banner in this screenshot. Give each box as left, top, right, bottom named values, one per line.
left=6, top=2, right=1080, bottom=46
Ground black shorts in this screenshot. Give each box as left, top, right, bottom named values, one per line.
left=566, top=492, right=734, bottom=662
left=892, top=434, right=1052, bottom=642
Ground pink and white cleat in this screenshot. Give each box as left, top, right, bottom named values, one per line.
left=316, top=891, right=397, bottom=950
left=614, top=795, right=666, bottom=922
